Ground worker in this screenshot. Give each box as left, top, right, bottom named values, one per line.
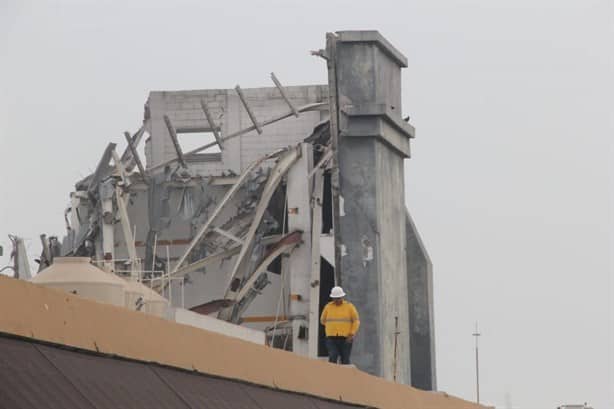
left=320, top=286, right=360, bottom=364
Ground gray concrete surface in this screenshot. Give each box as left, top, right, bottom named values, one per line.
left=34, top=30, right=437, bottom=388
left=406, top=210, right=437, bottom=390
left=332, top=31, right=415, bottom=384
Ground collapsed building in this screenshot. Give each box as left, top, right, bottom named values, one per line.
left=29, top=30, right=436, bottom=389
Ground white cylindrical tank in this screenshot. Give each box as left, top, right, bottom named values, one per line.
left=31, top=257, right=126, bottom=307
left=123, top=279, right=169, bottom=318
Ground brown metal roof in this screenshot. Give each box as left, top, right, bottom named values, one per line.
left=0, top=335, right=359, bottom=409
left=0, top=336, right=92, bottom=409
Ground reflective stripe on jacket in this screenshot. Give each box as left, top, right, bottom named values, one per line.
left=320, top=300, right=360, bottom=337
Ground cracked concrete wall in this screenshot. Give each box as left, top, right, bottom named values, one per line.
left=146, top=89, right=228, bottom=175
left=146, top=85, right=328, bottom=176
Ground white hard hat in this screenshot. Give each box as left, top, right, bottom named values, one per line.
left=330, top=286, right=346, bottom=298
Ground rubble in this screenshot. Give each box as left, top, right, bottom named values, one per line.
left=24, top=30, right=435, bottom=388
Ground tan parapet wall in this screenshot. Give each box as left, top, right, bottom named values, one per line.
left=0, top=276, right=488, bottom=409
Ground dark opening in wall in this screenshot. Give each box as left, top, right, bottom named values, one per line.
left=322, top=171, right=333, bottom=234
left=318, top=257, right=335, bottom=357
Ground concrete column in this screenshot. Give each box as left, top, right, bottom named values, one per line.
left=69, top=192, right=81, bottom=250
left=99, top=180, right=115, bottom=272
left=329, top=31, right=415, bottom=383
left=286, top=143, right=313, bottom=356
left=308, top=168, right=324, bottom=358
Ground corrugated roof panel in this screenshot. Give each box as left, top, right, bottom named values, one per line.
left=241, top=382, right=321, bottom=409
left=0, top=336, right=363, bottom=409
left=312, top=398, right=367, bottom=409
left=0, top=337, right=93, bottom=409
left=37, top=344, right=189, bottom=409
left=154, top=366, right=258, bottom=409
left=154, top=365, right=364, bottom=409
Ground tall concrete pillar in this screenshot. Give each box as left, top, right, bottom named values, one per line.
left=99, top=179, right=116, bottom=272
left=286, top=143, right=314, bottom=356
left=328, top=31, right=415, bottom=383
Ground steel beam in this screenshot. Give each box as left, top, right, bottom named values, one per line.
left=123, top=131, right=149, bottom=184
left=146, top=102, right=326, bottom=174
left=271, top=72, right=299, bottom=117
left=235, top=231, right=302, bottom=303
left=120, top=125, right=146, bottom=171
left=231, top=232, right=302, bottom=323
left=163, top=115, right=187, bottom=168
left=218, top=146, right=302, bottom=320
left=169, top=148, right=287, bottom=278
left=213, top=227, right=244, bottom=245
left=115, top=186, right=139, bottom=277
left=234, top=85, right=262, bottom=134
left=199, top=99, right=223, bottom=150
left=164, top=234, right=282, bottom=286
left=110, top=149, right=129, bottom=187
left=308, top=168, right=324, bottom=358
left=88, top=143, right=116, bottom=195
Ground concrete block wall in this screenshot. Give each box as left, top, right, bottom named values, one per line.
left=146, top=89, right=228, bottom=176
left=145, top=85, right=328, bottom=176
left=232, top=86, right=326, bottom=169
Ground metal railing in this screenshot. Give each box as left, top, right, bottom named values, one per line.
left=91, top=257, right=186, bottom=308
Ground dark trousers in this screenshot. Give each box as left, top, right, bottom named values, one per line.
left=326, top=336, right=353, bottom=364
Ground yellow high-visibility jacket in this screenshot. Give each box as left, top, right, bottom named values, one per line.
left=320, top=300, right=360, bottom=337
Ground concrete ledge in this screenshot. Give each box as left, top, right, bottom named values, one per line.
left=342, top=103, right=416, bottom=138
left=336, top=31, right=408, bottom=67
left=172, top=307, right=265, bottom=345
left=341, top=111, right=413, bottom=158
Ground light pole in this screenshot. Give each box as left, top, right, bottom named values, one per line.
left=472, top=322, right=481, bottom=404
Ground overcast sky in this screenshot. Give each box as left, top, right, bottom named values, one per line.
left=0, top=1, right=612, bottom=408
